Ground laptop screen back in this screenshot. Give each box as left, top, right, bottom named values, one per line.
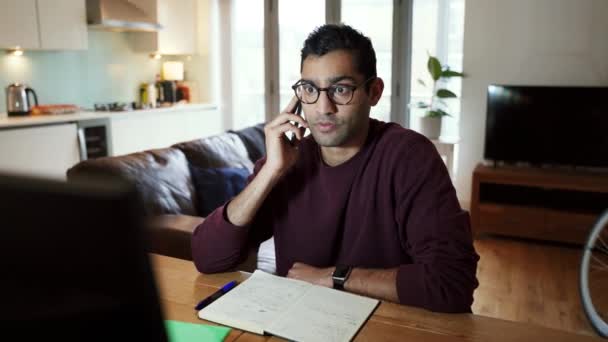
left=0, top=173, right=168, bottom=341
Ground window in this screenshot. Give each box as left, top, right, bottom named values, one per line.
left=230, top=0, right=266, bottom=130
left=216, top=0, right=418, bottom=129
left=409, top=0, right=465, bottom=140
left=342, top=0, right=393, bottom=123
left=278, top=0, right=325, bottom=112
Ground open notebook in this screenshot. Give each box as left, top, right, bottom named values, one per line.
left=198, top=270, right=379, bottom=342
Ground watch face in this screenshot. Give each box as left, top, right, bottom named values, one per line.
left=333, top=265, right=350, bottom=279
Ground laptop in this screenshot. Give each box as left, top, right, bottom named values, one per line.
left=0, top=172, right=168, bottom=341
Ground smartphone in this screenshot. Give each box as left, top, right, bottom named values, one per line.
left=287, top=101, right=302, bottom=145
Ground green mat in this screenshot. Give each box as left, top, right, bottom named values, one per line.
left=165, top=320, right=231, bottom=342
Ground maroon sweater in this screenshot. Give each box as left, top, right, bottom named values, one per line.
left=192, top=119, right=479, bottom=313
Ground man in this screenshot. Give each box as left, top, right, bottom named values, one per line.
left=192, top=24, right=479, bottom=313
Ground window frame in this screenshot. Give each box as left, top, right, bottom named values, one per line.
left=218, top=0, right=414, bottom=127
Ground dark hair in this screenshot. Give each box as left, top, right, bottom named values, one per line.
left=300, top=24, right=377, bottom=89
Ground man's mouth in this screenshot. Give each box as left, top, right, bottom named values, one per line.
left=316, top=122, right=337, bottom=133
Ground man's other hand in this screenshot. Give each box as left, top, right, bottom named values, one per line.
left=286, top=262, right=334, bottom=288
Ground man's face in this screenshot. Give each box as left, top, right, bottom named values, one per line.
left=299, top=50, right=382, bottom=147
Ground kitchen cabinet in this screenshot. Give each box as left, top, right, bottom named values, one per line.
left=0, top=0, right=87, bottom=50
left=110, top=106, right=222, bottom=156
left=0, top=0, right=40, bottom=49
left=37, top=0, right=88, bottom=50
left=0, top=123, right=81, bottom=179
left=129, top=0, right=197, bottom=54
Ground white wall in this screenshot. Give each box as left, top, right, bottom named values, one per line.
left=456, top=0, right=608, bottom=204
left=192, top=0, right=213, bottom=103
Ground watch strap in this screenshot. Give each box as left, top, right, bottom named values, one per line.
left=332, top=265, right=352, bottom=290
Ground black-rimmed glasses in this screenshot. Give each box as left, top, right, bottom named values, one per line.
left=291, top=77, right=375, bottom=105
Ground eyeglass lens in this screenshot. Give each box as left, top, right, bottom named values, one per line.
left=294, top=84, right=354, bottom=105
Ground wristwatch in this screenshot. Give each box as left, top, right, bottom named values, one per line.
left=332, top=265, right=353, bottom=290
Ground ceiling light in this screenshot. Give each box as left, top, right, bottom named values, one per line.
left=7, top=47, right=24, bottom=56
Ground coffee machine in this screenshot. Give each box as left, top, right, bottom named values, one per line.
left=158, top=80, right=177, bottom=104
left=5, top=83, right=38, bottom=116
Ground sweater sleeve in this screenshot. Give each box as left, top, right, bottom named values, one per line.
left=191, top=158, right=274, bottom=273
left=394, top=139, right=479, bottom=313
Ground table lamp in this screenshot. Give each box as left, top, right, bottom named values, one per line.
left=162, top=61, right=184, bottom=81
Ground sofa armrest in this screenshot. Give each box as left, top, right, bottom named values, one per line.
left=67, top=148, right=198, bottom=216
left=145, top=214, right=258, bottom=273
left=146, top=214, right=203, bottom=261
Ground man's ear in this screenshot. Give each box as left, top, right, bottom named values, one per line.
left=368, top=78, right=384, bottom=106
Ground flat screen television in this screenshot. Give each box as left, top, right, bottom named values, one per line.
left=484, top=85, right=608, bottom=168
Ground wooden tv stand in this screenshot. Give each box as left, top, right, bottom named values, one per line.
left=470, top=163, right=608, bottom=244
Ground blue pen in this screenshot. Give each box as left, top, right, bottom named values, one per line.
left=195, top=280, right=238, bottom=310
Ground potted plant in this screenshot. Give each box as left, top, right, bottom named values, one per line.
left=414, top=55, right=464, bottom=139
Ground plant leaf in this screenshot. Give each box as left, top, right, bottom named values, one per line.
left=425, top=109, right=451, bottom=117
left=417, top=78, right=426, bottom=87
left=436, top=108, right=451, bottom=117
left=427, top=56, right=442, bottom=81
left=436, top=88, right=457, bottom=98
left=441, top=70, right=465, bottom=78
left=415, top=101, right=429, bottom=109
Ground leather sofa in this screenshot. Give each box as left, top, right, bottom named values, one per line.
left=66, top=124, right=265, bottom=272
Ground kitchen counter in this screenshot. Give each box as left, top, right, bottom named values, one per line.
left=0, top=102, right=224, bottom=179
left=0, top=103, right=218, bottom=129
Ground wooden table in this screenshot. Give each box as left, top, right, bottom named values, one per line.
left=151, top=254, right=600, bottom=341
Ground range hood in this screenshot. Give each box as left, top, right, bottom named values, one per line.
left=86, top=0, right=162, bottom=32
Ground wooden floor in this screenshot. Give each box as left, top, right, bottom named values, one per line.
left=472, top=235, right=599, bottom=337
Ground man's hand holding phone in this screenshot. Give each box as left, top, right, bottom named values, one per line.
left=263, top=96, right=308, bottom=178
left=287, top=100, right=302, bottom=146
left=226, top=97, right=307, bottom=226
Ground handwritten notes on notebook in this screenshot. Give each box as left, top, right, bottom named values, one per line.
left=198, top=270, right=379, bottom=342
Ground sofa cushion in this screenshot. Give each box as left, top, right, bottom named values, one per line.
left=67, top=148, right=197, bottom=216
left=172, top=132, right=254, bottom=172
left=190, top=166, right=250, bottom=216
left=229, top=123, right=266, bottom=163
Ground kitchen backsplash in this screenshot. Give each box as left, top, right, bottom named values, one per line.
left=0, top=31, right=209, bottom=112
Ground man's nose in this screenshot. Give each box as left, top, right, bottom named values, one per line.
left=315, top=90, right=338, bottom=115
